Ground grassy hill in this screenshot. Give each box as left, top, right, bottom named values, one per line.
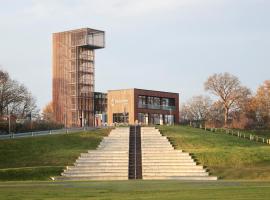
left=0, top=126, right=270, bottom=181
left=159, top=126, right=270, bottom=180
left=0, top=129, right=110, bottom=181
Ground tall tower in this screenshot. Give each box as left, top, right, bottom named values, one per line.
left=52, top=28, right=105, bottom=127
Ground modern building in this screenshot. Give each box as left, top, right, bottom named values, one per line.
left=52, top=28, right=105, bottom=127
left=107, top=89, right=179, bottom=125
left=94, top=92, right=107, bottom=126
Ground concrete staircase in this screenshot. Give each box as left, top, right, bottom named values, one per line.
left=56, top=127, right=129, bottom=180
left=141, top=127, right=217, bottom=180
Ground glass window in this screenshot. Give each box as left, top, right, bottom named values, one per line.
left=153, top=97, right=160, bottom=106
left=138, top=113, right=148, bottom=124
left=149, top=113, right=161, bottom=125
left=113, top=113, right=129, bottom=123
left=164, top=115, right=174, bottom=125
left=138, top=96, right=147, bottom=108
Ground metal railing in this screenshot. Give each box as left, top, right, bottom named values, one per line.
left=0, top=127, right=96, bottom=140
left=193, top=125, right=270, bottom=145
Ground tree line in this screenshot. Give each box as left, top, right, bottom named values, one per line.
left=0, top=69, right=62, bottom=133
left=181, top=73, right=270, bottom=129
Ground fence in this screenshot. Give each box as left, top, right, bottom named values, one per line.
left=196, top=126, right=270, bottom=145
left=0, top=127, right=97, bottom=140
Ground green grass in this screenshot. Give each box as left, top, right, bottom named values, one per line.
left=0, top=180, right=269, bottom=200
left=1, top=125, right=270, bottom=181
left=0, top=129, right=110, bottom=181
left=241, top=129, right=270, bottom=138
left=159, top=126, right=270, bottom=180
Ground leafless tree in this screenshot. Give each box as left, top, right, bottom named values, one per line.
left=181, top=95, right=212, bottom=126
left=204, top=72, right=251, bottom=126
left=0, top=69, right=38, bottom=118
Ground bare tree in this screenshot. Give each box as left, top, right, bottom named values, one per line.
left=204, top=72, right=251, bottom=126
left=181, top=95, right=212, bottom=126
left=0, top=69, right=38, bottom=118
left=207, top=101, right=225, bottom=127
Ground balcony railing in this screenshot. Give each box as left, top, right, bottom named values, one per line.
left=138, top=103, right=175, bottom=111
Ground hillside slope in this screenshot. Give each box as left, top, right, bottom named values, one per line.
left=159, top=126, right=270, bottom=180
left=0, top=129, right=110, bottom=180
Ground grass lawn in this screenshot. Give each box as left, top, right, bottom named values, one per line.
left=0, top=128, right=110, bottom=181
left=159, top=126, right=270, bottom=180
left=0, top=180, right=269, bottom=200
left=241, top=129, right=270, bottom=139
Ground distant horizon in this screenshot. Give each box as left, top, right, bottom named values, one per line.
left=1, top=0, right=269, bottom=109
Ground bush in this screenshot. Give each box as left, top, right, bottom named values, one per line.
left=0, top=120, right=63, bottom=134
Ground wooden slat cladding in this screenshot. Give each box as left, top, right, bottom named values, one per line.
left=52, top=28, right=104, bottom=127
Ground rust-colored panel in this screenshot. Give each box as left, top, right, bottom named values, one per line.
left=52, top=28, right=105, bottom=127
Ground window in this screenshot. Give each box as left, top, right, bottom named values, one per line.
left=138, top=96, right=147, bottom=108
left=149, top=113, right=161, bottom=125
left=153, top=97, right=160, bottom=106
left=164, top=115, right=174, bottom=125
left=138, top=113, right=148, bottom=124
left=113, top=113, right=129, bottom=123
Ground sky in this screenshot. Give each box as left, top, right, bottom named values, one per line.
left=0, top=0, right=269, bottom=109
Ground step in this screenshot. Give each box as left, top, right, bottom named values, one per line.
left=142, top=169, right=205, bottom=173
left=98, top=145, right=129, bottom=148
left=76, top=160, right=128, bottom=163
left=142, top=149, right=183, bottom=153
left=66, top=166, right=128, bottom=170
left=142, top=165, right=204, bottom=169
left=80, top=155, right=128, bottom=158
left=98, top=146, right=128, bottom=148
left=55, top=176, right=128, bottom=180
left=77, top=158, right=128, bottom=162
left=143, top=162, right=196, bottom=166
left=142, top=176, right=218, bottom=180
left=63, top=171, right=128, bottom=176
left=62, top=172, right=128, bottom=177
left=75, top=163, right=128, bottom=167
left=142, top=159, right=193, bottom=162
left=88, top=150, right=129, bottom=153
left=142, top=154, right=191, bottom=157
left=142, top=161, right=195, bottom=165
left=143, top=172, right=208, bottom=176
left=64, top=169, right=127, bottom=173
left=77, top=157, right=128, bottom=161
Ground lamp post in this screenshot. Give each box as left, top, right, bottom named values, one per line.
left=7, top=105, right=12, bottom=137
left=9, top=112, right=11, bottom=137
left=169, top=108, right=174, bottom=126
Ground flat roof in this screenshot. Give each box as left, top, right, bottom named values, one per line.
left=53, top=27, right=105, bottom=34
left=107, top=88, right=179, bottom=95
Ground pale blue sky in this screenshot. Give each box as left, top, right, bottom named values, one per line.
left=0, top=0, right=269, bottom=109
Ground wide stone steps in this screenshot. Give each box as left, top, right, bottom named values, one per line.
left=54, top=126, right=217, bottom=181
left=141, top=127, right=217, bottom=181
left=55, top=127, right=129, bottom=181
